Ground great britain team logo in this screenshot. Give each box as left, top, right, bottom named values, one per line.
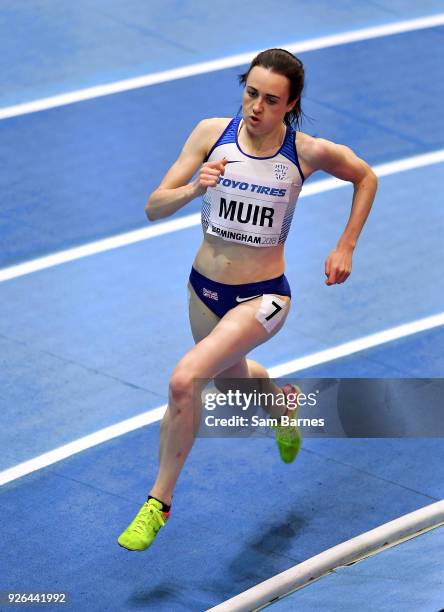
left=203, top=287, right=218, bottom=301
left=274, top=162, right=289, bottom=181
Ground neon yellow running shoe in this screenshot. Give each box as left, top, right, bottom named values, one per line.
left=275, top=384, right=302, bottom=464
left=117, top=499, right=169, bottom=551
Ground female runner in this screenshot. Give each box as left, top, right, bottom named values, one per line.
left=118, top=48, right=378, bottom=551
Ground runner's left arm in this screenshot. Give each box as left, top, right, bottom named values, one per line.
left=305, top=138, right=378, bottom=285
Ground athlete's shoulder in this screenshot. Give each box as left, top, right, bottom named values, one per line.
left=295, top=132, right=341, bottom=176
left=182, top=118, right=232, bottom=159
left=294, top=131, right=322, bottom=154
left=195, top=118, right=234, bottom=160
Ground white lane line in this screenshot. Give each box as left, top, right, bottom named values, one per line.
left=268, top=312, right=444, bottom=378
left=0, top=406, right=167, bottom=487
left=1, top=148, right=444, bottom=284
left=1, top=14, right=443, bottom=120
left=0, top=214, right=201, bottom=283
left=1, top=311, right=443, bottom=487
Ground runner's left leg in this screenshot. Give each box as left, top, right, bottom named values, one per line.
left=149, top=290, right=291, bottom=505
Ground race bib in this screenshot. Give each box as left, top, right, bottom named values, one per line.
left=205, top=171, right=292, bottom=247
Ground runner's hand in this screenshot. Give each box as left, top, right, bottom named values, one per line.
left=192, top=158, right=229, bottom=196
left=325, top=248, right=353, bottom=285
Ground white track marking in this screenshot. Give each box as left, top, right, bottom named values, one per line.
left=0, top=406, right=166, bottom=487
left=1, top=311, right=443, bottom=486
left=1, top=14, right=443, bottom=120
left=268, top=312, right=444, bottom=378
left=1, top=148, right=443, bottom=283
left=0, top=214, right=201, bottom=282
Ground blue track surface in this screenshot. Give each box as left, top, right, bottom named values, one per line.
left=1, top=3, right=443, bottom=611
left=0, top=434, right=441, bottom=610
left=1, top=1, right=444, bottom=107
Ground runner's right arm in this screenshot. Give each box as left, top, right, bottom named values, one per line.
left=146, top=119, right=228, bottom=221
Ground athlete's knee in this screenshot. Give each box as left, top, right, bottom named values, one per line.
left=169, top=370, right=195, bottom=407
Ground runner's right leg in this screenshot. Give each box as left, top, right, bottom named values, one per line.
left=187, top=281, right=295, bottom=419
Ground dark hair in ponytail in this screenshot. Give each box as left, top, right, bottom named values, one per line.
left=238, top=48, right=305, bottom=130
